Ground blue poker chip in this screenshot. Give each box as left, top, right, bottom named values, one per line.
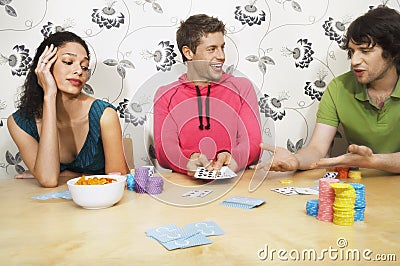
left=126, top=173, right=135, bottom=191
left=306, top=199, right=319, bottom=216
left=349, top=183, right=366, bottom=221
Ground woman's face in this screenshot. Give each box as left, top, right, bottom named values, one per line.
left=51, top=42, right=89, bottom=95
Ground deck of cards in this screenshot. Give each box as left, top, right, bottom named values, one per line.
left=194, top=166, right=237, bottom=180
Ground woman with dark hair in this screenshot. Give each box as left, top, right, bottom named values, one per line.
left=8, top=31, right=128, bottom=187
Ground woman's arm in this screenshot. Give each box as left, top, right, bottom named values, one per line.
left=100, top=108, right=129, bottom=175
left=8, top=45, right=61, bottom=187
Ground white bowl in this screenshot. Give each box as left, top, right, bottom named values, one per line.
left=67, top=175, right=126, bottom=209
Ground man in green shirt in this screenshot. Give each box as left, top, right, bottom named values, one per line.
left=258, top=6, right=400, bottom=173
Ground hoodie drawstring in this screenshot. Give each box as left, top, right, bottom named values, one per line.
left=205, top=85, right=211, bottom=129
left=195, top=85, right=211, bottom=130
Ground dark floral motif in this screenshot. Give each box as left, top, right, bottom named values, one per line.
left=234, top=4, right=266, bottom=26
left=142, top=41, right=177, bottom=72
left=92, top=2, right=125, bottom=29
left=5, top=151, right=25, bottom=174
left=0, top=0, right=17, bottom=17
left=41, top=21, right=74, bottom=38
left=258, top=93, right=288, bottom=121
left=117, top=98, right=147, bottom=127
left=287, top=138, right=304, bottom=153
left=282, top=39, right=314, bottom=69
left=103, top=58, right=134, bottom=79
left=1, top=44, right=32, bottom=76
left=117, top=98, right=129, bottom=118
left=322, top=17, right=347, bottom=45
left=304, top=70, right=328, bottom=101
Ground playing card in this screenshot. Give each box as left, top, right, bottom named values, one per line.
left=294, top=187, right=319, bottom=195
left=31, top=190, right=72, bottom=200
left=220, top=196, right=266, bottom=209
left=143, top=165, right=155, bottom=177
left=323, top=172, right=338, bottom=179
left=185, top=221, right=225, bottom=236
left=160, top=232, right=212, bottom=250
left=146, top=224, right=214, bottom=250
left=146, top=224, right=189, bottom=243
left=182, top=190, right=213, bottom=198
left=194, top=166, right=237, bottom=179
left=271, top=187, right=299, bottom=196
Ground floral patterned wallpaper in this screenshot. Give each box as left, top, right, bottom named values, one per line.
left=0, top=0, right=397, bottom=178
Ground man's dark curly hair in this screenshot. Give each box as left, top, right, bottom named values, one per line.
left=17, top=31, right=90, bottom=118
left=176, top=14, right=226, bottom=62
left=341, top=6, right=400, bottom=74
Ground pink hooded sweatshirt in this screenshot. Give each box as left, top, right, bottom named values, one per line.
left=154, top=72, right=262, bottom=174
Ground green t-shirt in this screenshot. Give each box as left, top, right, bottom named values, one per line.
left=317, top=71, right=400, bottom=154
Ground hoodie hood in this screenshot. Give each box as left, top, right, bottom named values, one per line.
left=177, top=72, right=234, bottom=88
left=176, top=72, right=234, bottom=130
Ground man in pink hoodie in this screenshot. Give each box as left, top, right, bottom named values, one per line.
left=154, top=14, right=262, bottom=176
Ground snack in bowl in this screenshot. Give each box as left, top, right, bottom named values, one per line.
left=75, top=175, right=116, bottom=185
left=67, top=175, right=126, bottom=209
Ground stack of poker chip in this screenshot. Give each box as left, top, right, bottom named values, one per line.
left=145, top=176, right=164, bottom=194
left=126, top=173, right=135, bottom=191
left=133, top=166, right=164, bottom=195
left=306, top=199, right=319, bottom=216
left=335, top=167, right=349, bottom=179
left=330, top=183, right=356, bottom=226
left=350, top=183, right=366, bottom=221
left=317, top=178, right=340, bottom=222
left=134, top=167, right=149, bottom=193
left=348, top=170, right=362, bottom=180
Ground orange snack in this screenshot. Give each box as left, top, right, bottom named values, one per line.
left=75, top=175, right=117, bottom=185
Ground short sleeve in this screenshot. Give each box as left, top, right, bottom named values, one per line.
left=316, top=80, right=340, bottom=127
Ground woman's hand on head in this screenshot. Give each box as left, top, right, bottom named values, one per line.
left=35, top=44, right=58, bottom=97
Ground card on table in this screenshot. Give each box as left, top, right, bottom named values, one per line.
left=294, top=187, right=319, bottom=195
left=182, top=190, right=213, bottom=198
left=271, top=187, right=299, bottom=196
left=160, top=232, right=212, bottom=250
left=271, top=187, right=319, bottom=195
left=31, top=190, right=72, bottom=200
left=220, top=196, right=266, bottom=209
left=145, top=224, right=191, bottom=243
left=185, top=221, right=225, bottom=236
left=194, top=166, right=237, bottom=180
left=146, top=223, right=217, bottom=250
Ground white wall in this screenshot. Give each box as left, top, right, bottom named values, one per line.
left=0, top=0, right=396, bottom=178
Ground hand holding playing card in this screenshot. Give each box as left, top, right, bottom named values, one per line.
left=187, top=153, right=212, bottom=176
left=212, top=151, right=238, bottom=173
left=194, top=166, right=237, bottom=179
left=256, top=143, right=300, bottom=172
